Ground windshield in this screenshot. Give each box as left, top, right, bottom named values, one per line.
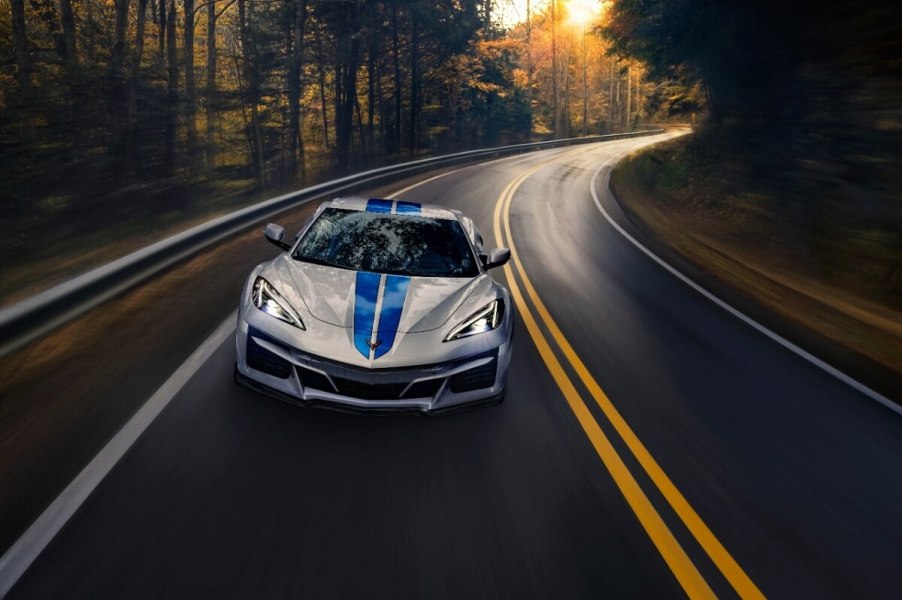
left=292, top=208, right=479, bottom=277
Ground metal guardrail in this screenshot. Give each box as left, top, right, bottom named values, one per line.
left=0, top=130, right=664, bottom=357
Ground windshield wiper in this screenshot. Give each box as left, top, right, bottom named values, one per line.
left=294, top=255, right=347, bottom=270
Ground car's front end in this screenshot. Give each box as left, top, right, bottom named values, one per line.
left=235, top=197, right=513, bottom=414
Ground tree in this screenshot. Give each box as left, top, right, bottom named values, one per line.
left=184, top=0, right=198, bottom=170
left=286, top=0, right=308, bottom=181
left=205, top=0, right=217, bottom=166
left=164, top=0, right=179, bottom=175
left=111, top=0, right=131, bottom=74
left=11, top=0, right=32, bottom=99
left=125, top=0, right=150, bottom=174
left=315, top=0, right=362, bottom=169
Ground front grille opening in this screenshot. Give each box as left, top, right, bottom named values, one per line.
left=247, top=337, right=292, bottom=379
left=448, top=359, right=497, bottom=393
left=403, top=379, right=444, bottom=398
left=297, top=367, right=334, bottom=392
left=332, top=378, right=409, bottom=400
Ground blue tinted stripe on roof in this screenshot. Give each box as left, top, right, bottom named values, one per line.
left=365, top=198, right=393, bottom=213
left=353, top=271, right=381, bottom=358
left=395, top=201, right=421, bottom=214
left=374, top=275, right=410, bottom=359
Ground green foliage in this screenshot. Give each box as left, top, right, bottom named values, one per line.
left=605, top=0, right=902, bottom=307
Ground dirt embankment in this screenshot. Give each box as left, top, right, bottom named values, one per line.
left=610, top=134, right=902, bottom=399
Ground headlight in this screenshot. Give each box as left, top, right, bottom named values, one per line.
left=252, top=277, right=305, bottom=330
left=444, top=299, right=503, bottom=342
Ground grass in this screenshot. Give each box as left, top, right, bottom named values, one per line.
left=610, top=133, right=902, bottom=384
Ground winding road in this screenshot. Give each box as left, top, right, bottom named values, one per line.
left=4, top=135, right=902, bottom=599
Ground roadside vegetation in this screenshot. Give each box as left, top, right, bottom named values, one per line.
left=607, top=0, right=902, bottom=379
left=1, top=0, right=696, bottom=306
left=3, top=0, right=898, bottom=385
left=612, top=135, right=902, bottom=379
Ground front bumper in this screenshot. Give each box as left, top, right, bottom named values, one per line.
left=236, top=323, right=511, bottom=414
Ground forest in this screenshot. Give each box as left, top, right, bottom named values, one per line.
left=605, top=0, right=901, bottom=308
left=1, top=0, right=705, bottom=302
left=2, top=0, right=898, bottom=306
left=0, top=0, right=685, bottom=208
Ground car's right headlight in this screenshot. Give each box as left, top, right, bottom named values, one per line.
left=444, top=299, right=503, bottom=342
left=252, top=277, right=305, bottom=330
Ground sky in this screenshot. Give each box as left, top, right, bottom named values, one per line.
left=494, top=0, right=602, bottom=30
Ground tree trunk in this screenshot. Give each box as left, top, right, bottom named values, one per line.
left=334, top=4, right=360, bottom=169
left=550, top=0, right=559, bottom=137
left=158, top=0, right=166, bottom=63
left=377, top=59, right=385, bottom=148
left=366, top=2, right=376, bottom=159
left=205, top=0, right=217, bottom=167
left=355, top=95, right=366, bottom=155
left=60, top=0, right=76, bottom=62
left=184, top=0, right=198, bottom=173
left=238, top=0, right=265, bottom=187
left=125, top=0, right=149, bottom=175
left=164, top=0, right=179, bottom=176
left=525, top=0, right=531, bottom=129
left=581, top=31, right=587, bottom=136
left=392, top=2, right=402, bottom=154
left=408, top=11, right=418, bottom=155
left=287, top=0, right=307, bottom=182
left=112, top=0, right=131, bottom=74
left=561, top=34, right=570, bottom=137
left=11, top=0, right=31, bottom=99
left=625, top=64, right=631, bottom=129
left=315, top=26, right=330, bottom=149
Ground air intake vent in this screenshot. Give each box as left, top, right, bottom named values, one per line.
left=448, top=359, right=497, bottom=393
left=247, top=336, right=292, bottom=379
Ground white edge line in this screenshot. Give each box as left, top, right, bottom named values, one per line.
left=0, top=143, right=544, bottom=596
left=589, top=153, right=900, bottom=416
left=386, top=145, right=581, bottom=199
left=0, top=312, right=238, bottom=598
left=387, top=167, right=465, bottom=198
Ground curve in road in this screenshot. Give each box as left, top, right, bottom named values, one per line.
left=4, top=135, right=901, bottom=599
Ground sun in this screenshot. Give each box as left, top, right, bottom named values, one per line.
left=494, top=0, right=601, bottom=30
left=564, top=0, right=601, bottom=28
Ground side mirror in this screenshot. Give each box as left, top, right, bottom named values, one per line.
left=264, top=223, right=291, bottom=251
left=483, top=248, right=511, bottom=270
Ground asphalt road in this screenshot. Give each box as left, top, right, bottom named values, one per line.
left=6, top=136, right=902, bottom=599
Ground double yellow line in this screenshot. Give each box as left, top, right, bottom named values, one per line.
left=492, top=153, right=765, bottom=600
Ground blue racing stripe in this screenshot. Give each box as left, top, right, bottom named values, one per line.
left=395, top=201, right=421, bottom=214
left=374, top=275, right=410, bottom=359
left=365, top=198, right=393, bottom=213
left=353, top=271, right=381, bottom=358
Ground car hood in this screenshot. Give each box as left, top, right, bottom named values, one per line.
left=278, top=256, right=485, bottom=334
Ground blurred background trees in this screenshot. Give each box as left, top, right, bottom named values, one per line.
left=0, top=0, right=676, bottom=210
left=1, top=0, right=897, bottom=306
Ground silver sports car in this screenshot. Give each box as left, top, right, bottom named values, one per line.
left=235, top=197, right=513, bottom=413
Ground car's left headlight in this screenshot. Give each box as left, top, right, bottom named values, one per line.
left=252, top=277, right=305, bottom=330
left=444, top=299, right=503, bottom=342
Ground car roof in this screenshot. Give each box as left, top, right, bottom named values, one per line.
left=325, top=197, right=460, bottom=221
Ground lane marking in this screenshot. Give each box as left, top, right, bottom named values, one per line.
left=0, top=139, right=671, bottom=598
left=0, top=313, right=238, bottom=598
left=0, top=143, right=590, bottom=596
left=497, top=148, right=766, bottom=599
left=588, top=160, right=899, bottom=415
left=388, top=167, right=468, bottom=198
left=386, top=145, right=583, bottom=199
left=493, top=163, right=717, bottom=600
